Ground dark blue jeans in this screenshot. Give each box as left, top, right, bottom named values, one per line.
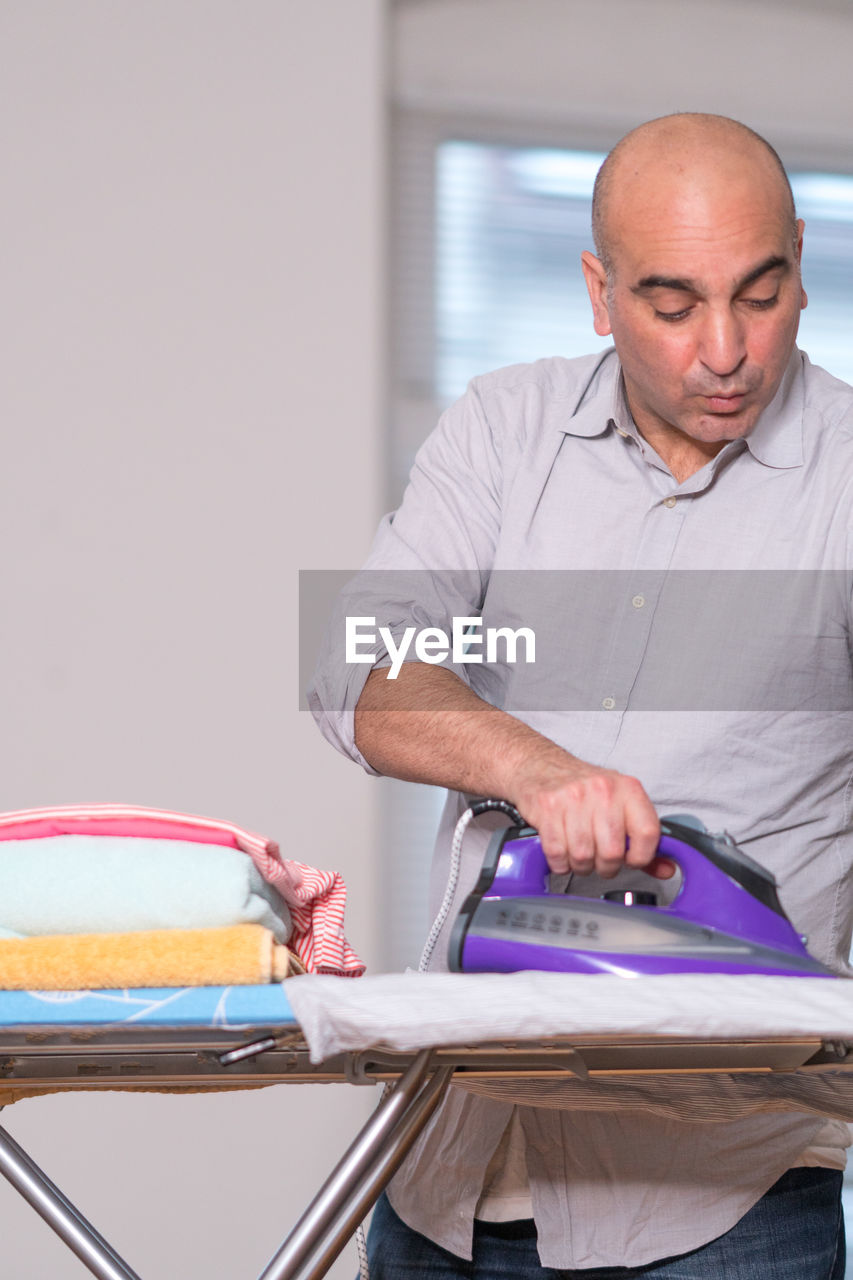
left=366, top=1168, right=845, bottom=1279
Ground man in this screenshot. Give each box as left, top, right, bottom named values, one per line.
left=310, top=114, right=853, bottom=1277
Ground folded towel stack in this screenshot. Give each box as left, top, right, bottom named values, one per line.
left=0, top=804, right=364, bottom=989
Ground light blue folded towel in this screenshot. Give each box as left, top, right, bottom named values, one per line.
left=0, top=836, right=292, bottom=943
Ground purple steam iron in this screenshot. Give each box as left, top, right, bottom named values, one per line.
left=448, top=808, right=834, bottom=978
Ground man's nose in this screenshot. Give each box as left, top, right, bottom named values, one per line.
left=698, top=308, right=747, bottom=378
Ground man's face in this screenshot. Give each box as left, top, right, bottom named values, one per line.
left=582, top=170, right=807, bottom=447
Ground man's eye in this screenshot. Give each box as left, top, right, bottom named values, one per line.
left=743, top=295, right=778, bottom=310
left=655, top=308, right=692, bottom=322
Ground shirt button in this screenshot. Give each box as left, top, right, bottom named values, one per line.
left=663, top=496, right=677, bottom=508
left=632, top=594, right=645, bottom=609
left=602, top=697, right=616, bottom=710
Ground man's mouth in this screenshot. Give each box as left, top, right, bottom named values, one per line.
left=703, top=392, right=747, bottom=413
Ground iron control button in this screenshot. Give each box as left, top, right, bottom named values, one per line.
left=603, top=890, right=658, bottom=905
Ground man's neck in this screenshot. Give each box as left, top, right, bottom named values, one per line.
left=638, top=424, right=727, bottom=484
left=617, top=378, right=731, bottom=483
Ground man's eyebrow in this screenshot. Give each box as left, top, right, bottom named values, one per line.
left=738, top=255, right=790, bottom=289
left=633, top=274, right=696, bottom=294
left=632, top=256, right=791, bottom=296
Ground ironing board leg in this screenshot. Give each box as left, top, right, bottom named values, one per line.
left=290, top=1065, right=454, bottom=1280
left=257, top=1052, right=454, bottom=1280
left=0, top=1120, right=144, bottom=1280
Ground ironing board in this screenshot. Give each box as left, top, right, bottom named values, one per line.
left=3, top=978, right=853, bottom=1280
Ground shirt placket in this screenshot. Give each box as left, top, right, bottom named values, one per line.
left=588, top=438, right=693, bottom=751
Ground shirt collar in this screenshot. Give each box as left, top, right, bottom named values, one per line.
left=561, top=346, right=805, bottom=470
left=559, top=349, right=623, bottom=438
left=740, top=348, right=804, bottom=469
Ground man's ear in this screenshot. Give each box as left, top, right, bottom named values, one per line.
left=581, top=251, right=613, bottom=336
left=796, top=219, right=808, bottom=310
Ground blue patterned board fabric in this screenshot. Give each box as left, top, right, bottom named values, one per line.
left=0, top=984, right=297, bottom=1029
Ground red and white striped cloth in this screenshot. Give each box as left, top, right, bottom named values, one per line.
left=0, top=804, right=364, bottom=977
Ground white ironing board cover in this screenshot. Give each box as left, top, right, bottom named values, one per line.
left=283, top=971, right=853, bottom=1061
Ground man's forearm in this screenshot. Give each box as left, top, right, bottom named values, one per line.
left=354, top=663, right=665, bottom=879
left=354, top=663, right=573, bottom=800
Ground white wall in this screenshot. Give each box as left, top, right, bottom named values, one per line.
left=0, top=2, right=385, bottom=1277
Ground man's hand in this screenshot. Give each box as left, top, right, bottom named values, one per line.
left=355, top=663, right=670, bottom=879
left=509, top=755, right=669, bottom=880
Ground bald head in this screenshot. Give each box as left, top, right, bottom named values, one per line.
left=591, top=114, right=797, bottom=277
left=579, top=112, right=807, bottom=461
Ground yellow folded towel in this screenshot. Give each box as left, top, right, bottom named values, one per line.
left=0, top=924, right=303, bottom=989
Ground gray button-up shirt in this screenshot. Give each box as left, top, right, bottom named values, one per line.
left=309, top=347, right=853, bottom=1268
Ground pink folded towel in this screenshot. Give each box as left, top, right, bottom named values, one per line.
left=0, top=805, right=364, bottom=977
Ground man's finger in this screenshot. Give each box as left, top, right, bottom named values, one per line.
left=648, top=856, right=677, bottom=880
left=622, top=784, right=661, bottom=869
left=536, top=816, right=573, bottom=875
left=590, top=803, right=627, bottom=878
left=557, top=805, right=596, bottom=875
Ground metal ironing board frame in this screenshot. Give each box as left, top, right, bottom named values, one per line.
left=0, top=1021, right=852, bottom=1280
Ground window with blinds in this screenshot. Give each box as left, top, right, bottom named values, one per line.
left=390, top=127, right=853, bottom=495
left=435, top=141, right=853, bottom=404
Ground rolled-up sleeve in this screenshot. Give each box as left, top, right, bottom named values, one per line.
left=307, top=379, right=503, bottom=770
